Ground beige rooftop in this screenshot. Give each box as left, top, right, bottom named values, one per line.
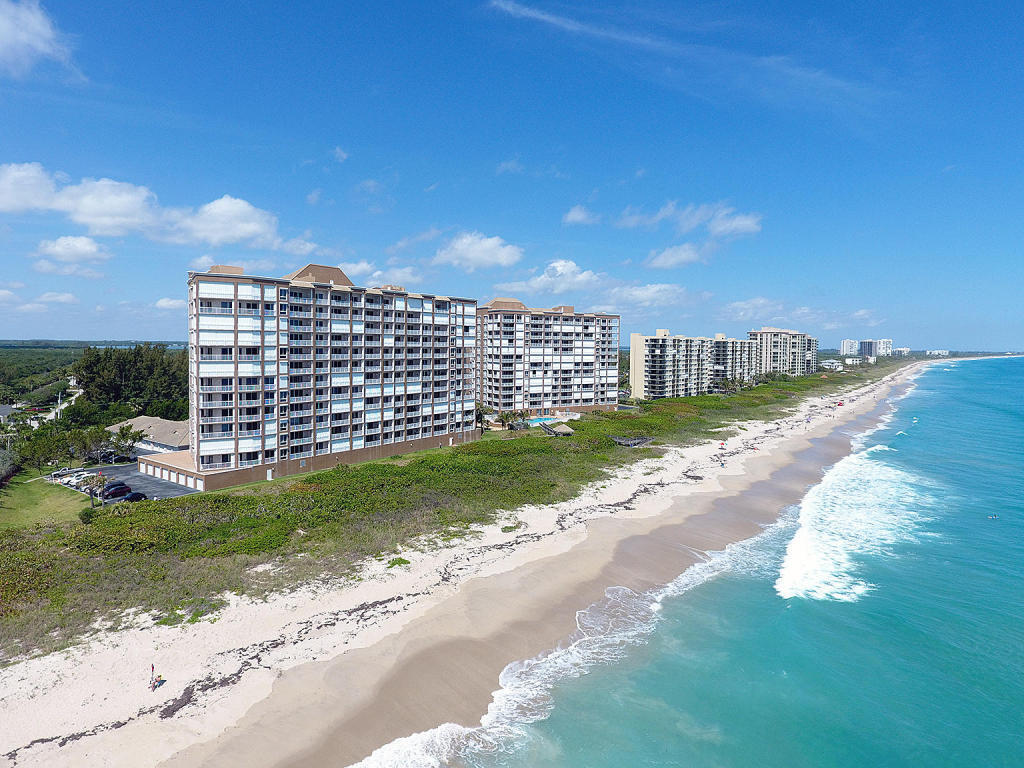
left=281, top=264, right=354, bottom=286
left=481, top=297, right=608, bottom=316
left=108, top=416, right=190, bottom=449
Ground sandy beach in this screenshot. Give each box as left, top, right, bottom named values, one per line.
left=0, top=361, right=932, bottom=768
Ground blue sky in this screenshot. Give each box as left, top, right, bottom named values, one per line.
left=1, top=0, right=1021, bottom=348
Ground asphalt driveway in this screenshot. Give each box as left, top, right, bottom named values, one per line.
left=76, top=463, right=197, bottom=502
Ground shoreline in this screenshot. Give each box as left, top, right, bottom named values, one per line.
left=0, top=360, right=934, bottom=767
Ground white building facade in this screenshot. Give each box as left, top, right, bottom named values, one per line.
left=142, top=263, right=479, bottom=491
left=748, top=327, right=819, bottom=376
left=876, top=338, right=894, bottom=356
left=840, top=339, right=859, bottom=356
left=629, top=330, right=757, bottom=399
left=476, top=299, right=619, bottom=415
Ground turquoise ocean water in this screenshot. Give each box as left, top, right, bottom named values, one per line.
left=362, top=358, right=1024, bottom=767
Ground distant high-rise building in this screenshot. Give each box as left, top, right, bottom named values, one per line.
left=476, top=298, right=619, bottom=415
left=748, top=327, right=819, bottom=376
left=629, top=330, right=756, bottom=399
left=859, top=339, right=879, bottom=357
left=840, top=339, right=859, bottom=356
left=138, top=263, right=479, bottom=491
left=876, top=339, right=893, bottom=356
left=894, top=347, right=911, bottom=357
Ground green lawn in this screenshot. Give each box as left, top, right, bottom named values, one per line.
left=0, top=469, right=85, bottom=530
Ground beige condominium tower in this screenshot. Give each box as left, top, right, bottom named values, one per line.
left=629, top=330, right=756, bottom=400
left=748, top=326, right=819, bottom=376
left=139, top=263, right=479, bottom=491
left=476, top=298, right=620, bottom=415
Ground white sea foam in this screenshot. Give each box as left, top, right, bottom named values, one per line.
left=352, top=523, right=794, bottom=768
left=774, top=444, right=932, bottom=602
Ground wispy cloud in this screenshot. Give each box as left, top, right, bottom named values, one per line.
left=562, top=204, right=599, bottom=225
left=0, top=0, right=73, bottom=78
left=490, top=1, right=884, bottom=111
left=720, top=297, right=884, bottom=330
left=386, top=226, right=442, bottom=254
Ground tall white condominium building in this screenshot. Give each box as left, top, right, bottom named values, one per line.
left=894, top=347, right=911, bottom=357
left=711, top=333, right=758, bottom=386
left=876, top=338, right=894, bottom=356
left=748, top=327, right=819, bottom=376
left=628, top=330, right=756, bottom=399
left=139, top=263, right=479, bottom=491
left=476, top=298, right=619, bottom=415
left=840, top=338, right=859, bottom=356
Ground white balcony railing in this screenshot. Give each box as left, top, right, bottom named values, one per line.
left=200, top=461, right=233, bottom=470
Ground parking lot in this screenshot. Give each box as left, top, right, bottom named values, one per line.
left=65, top=463, right=198, bottom=502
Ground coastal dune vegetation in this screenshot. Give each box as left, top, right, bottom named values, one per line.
left=0, top=362, right=905, bottom=661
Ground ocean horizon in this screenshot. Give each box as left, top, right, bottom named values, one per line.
left=358, top=356, right=1024, bottom=767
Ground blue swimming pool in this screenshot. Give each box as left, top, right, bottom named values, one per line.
left=527, top=416, right=562, bottom=426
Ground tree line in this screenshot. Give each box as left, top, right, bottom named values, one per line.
left=70, top=344, right=189, bottom=424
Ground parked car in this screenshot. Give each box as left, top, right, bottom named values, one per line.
left=102, top=479, right=128, bottom=490
left=50, top=467, right=75, bottom=478
left=101, top=484, right=132, bottom=500
left=122, top=492, right=147, bottom=502
left=66, top=473, right=93, bottom=488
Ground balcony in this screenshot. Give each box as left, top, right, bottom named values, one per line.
left=238, top=458, right=262, bottom=468
left=237, top=308, right=261, bottom=316
left=199, top=385, right=234, bottom=393
left=289, top=450, right=313, bottom=459
left=199, top=306, right=234, bottom=315
left=289, top=310, right=312, bottom=318
left=238, top=413, right=262, bottom=422
left=237, top=354, right=261, bottom=361
left=238, top=384, right=261, bottom=391
left=200, top=415, right=234, bottom=424
left=199, top=461, right=234, bottom=470
left=200, top=354, right=233, bottom=361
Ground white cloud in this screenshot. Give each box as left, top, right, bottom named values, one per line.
left=16, top=302, right=45, bottom=313
left=0, top=0, right=72, bottom=77
left=333, top=146, right=349, bottom=163
left=306, top=188, right=321, bottom=205
left=52, top=177, right=159, bottom=235
left=170, top=195, right=277, bottom=247
left=338, top=260, right=376, bottom=278
left=496, top=158, right=524, bottom=175
left=720, top=297, right=883, bottom=330
left=720, top=296, right=785, bottom=322
left=338, top=260, right=421, bottom=287
left=495, top=259, right=601, bottom=294
left=33, top=259, right=103, bottom=278
left=37, top=235, right=109, bottom=262
left=369, top=266, right=421, bottom=287
left=154, top=298, right=186, bottom=310
left=37, top=291, right=76, bottom=304
left=0, top=162, right=321, bottom=253
left=386, top=227, right=442, bottom=254
left=0, top=288, right=18, bottom=303
left=562, top=204, right=599, bottom=225
left=647, top=243, right=702, bottom=268
left=606, top=283, right=685, bottom=308
left=706, top=207, right=762, bottom=237
left=3, top=280, right=25, bottom=289
left=433, top=231, right=523, bottom=272
left=0, top=162, right=56, bottom=210
left=617, top=200, right=761, bottom=238
left=188, top=255, right=277, bottom=274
